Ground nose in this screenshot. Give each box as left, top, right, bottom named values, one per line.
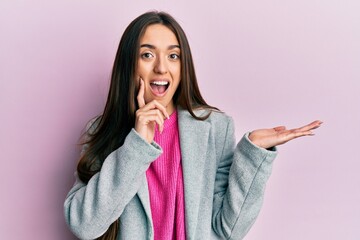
left=153, top=55, right=168, bottom=74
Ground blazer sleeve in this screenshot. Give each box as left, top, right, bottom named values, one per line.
left=64, top=126, right=162, bottom=239
left=212, top=117, right=277, bottom=239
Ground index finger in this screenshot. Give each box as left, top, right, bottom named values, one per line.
left=137, top=79, right=145, bottom=108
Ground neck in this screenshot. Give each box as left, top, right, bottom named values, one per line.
left=166, top=101, right=175, bottom=115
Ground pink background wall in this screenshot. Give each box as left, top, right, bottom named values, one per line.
left=1, top=0, right=359, bottom=239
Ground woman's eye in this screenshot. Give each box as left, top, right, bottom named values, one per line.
left=169, top=54, right=180, bottom=60
left=141, top=52, right=153, bottom=59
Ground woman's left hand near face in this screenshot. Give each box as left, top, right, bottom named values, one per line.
left=248, top=120, right=323, bottom=149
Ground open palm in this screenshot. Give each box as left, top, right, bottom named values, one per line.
left=249, top=120, right=323, bottom=149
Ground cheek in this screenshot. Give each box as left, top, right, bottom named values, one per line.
left=137, top=62, right=151, bottom=77
left=175, top=70, right=181, bottom=86
left=170, top=64, right=181, bottom=80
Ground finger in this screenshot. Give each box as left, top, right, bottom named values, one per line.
left=297, top=120, right=323, bottom=132
left=309, top=120, right=323, bottom=130
left=141, top=100, right=170, bottom=119
left=305, top=120, right=323, bottom=129
left=137, top=79, right=146, bottom=108
left=148, top=109, right=165, bottom=126
left=138, top=113, right=164, bottom=129
left=138, top=110, right=165, bottom=124
left=137, top=108, right=166, bottom=123
left=285, top=129, right=314, bottom=141
left=294, top=130, right=314, bottom=137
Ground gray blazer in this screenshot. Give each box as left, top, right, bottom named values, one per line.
left=64, top=108, right=277, bottom=240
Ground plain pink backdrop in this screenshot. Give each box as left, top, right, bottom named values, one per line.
left=1, top=0, right=359, bottom=239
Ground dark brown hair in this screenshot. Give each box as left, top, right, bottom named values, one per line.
left=77, top=11, right=218, bottom=240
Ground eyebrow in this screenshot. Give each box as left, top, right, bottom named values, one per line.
left=140, top=44, right=180, bottom=50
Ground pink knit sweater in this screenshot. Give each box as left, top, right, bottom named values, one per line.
left=146, top=110, right=186, bottom=240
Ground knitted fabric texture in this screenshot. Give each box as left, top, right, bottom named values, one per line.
left=146, top=110, right=186, bottom=240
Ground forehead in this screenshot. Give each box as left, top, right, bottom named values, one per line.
left=140, top=24, right=179, bottom=47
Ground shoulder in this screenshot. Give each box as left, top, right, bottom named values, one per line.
left=204, top=110, right=235, bottom=140
left=178, top=107, right=234, bottom=132
left=196, top=108, right=233, bottom=127
left=205, top=110, right=232, bottom=125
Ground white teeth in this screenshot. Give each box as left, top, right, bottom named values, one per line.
left=151, top=81, right=169, bottom=86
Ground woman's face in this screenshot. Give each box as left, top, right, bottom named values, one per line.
left=137, top=24, right=181, bottom=115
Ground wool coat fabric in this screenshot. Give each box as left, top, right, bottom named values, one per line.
left=64, top=108, right=277, bottom=240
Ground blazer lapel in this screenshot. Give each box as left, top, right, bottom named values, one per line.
left=137, top=176, right=154, bottom=234
left=178, top=108, right=211, bottom=239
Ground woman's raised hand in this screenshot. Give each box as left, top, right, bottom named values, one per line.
left=135, top=79, right=170, bottom=143
left=248, top=120, right=323, bottom=149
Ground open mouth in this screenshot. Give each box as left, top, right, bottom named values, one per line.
left=150, top=80, right=170, bottom=96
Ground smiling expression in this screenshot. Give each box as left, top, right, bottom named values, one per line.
left=137, top=24, right=181, bottom=115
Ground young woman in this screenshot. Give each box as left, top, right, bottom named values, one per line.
left=64, top=11, right=322, bottom=240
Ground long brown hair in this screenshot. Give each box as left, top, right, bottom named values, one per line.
left=77, top=11, right=218, bottom=240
